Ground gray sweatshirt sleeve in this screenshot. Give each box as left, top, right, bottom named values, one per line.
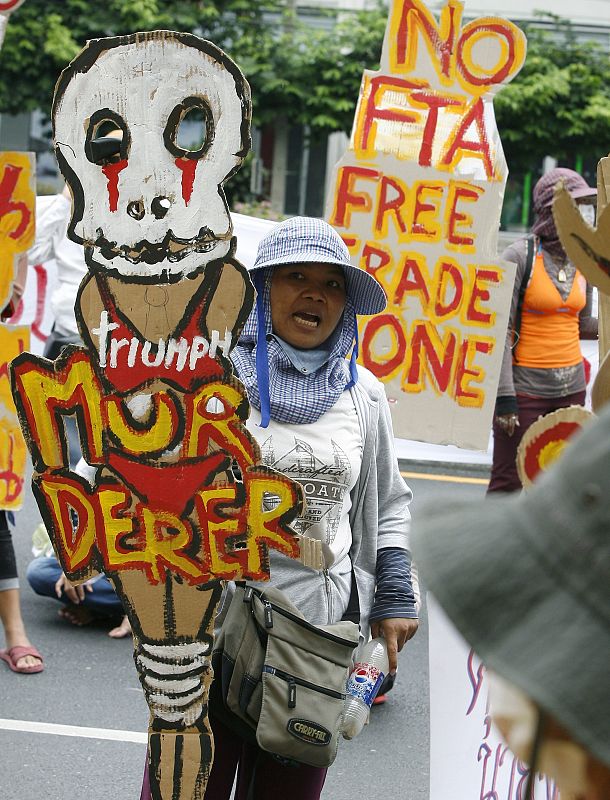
left=496, top=240, right=528, bottom=413
left=374, top=388, right=413, bottom=552
left=579, top=283, right=598, bottom=340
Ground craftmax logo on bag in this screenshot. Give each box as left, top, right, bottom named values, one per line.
left=287, top=719, right=332, bottom=746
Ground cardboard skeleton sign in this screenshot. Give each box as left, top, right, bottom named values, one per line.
left=553, top=181, right=610, bottom=298
left=11, top=31, right=303, bottom=799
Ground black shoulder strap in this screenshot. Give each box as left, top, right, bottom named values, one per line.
left=240, top=562, right=361, bottom=625
left=512, top=236, right=536, bottom=356
left=341, top=564, right=361, bottom=624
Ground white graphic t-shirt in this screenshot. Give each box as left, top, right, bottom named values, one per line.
left=247, top=390, right=362, bottom=570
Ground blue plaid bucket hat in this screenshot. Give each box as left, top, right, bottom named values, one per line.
left=232, top=217, right=386, bottom=427
left=250, top=216, right=387, bottom=315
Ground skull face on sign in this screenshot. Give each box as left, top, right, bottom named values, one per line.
left=53, top=31, right=250, bottom=282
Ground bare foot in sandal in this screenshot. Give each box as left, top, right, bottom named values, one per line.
left=58, top=604, right=95, bottom=626
left=108, top=615, right=131, bottom=639
left=1, top=588, right=44, bottom=672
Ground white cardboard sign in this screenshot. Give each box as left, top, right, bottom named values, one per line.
left=428, top=595, right=559, bottom=800
left=326, top=0, right=525, bottom=449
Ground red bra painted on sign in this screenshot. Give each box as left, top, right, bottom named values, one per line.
left=89, top=270, right=227, bottom=394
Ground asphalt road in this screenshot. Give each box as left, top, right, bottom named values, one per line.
left=0, top=469, right=487, bottom=800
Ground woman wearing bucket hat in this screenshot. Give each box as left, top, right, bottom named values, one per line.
left=205, top=217, right=419, bottom=799
left=411, top=403, right=610, bottom=799
left=489, top=168, right=598, bottom=493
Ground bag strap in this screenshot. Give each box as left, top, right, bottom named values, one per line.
left=341, top=564, right=360, bottom=624
left=512, top=235, right=535, bottom=357
left=239, top=560, right=361, bottom=626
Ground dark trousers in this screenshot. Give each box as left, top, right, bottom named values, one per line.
left=488, top=390, right=586, bottom=494
left=203, top=714, right=328, bottom=800
left=26, top=555, right=124, bottom=617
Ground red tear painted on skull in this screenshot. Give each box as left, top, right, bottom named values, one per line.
left=175, top=159, right=198, bottom=206
left=101, top=160, right=128, bottom=212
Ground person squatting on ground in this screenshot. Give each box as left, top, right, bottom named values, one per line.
left=26, top=459, right=131, bottom=638
left=26, top=553, right=130, bottom=638
left=203, top=217, right=419, bottom=800
left=413, top=401, right=610, bottom=800
left=489, top=168, right=598, bottom=494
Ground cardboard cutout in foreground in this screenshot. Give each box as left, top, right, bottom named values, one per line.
left=0, top=151, right=35, bottom=510
left=516, top=405, right=593, bottom=489
left=554, top=158, right=610, bottom=413
left=553, top=179, right=610, bottom=297
left=326, top=0, right=526, bottom=449
left=11, top=32, right=302, bottom=800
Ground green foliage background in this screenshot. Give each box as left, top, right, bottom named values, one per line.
left=0, top=3, right=608, bottom=188
left=0, top=0, right=385, bottom=135
left=494, top=16, right=610, bottom=168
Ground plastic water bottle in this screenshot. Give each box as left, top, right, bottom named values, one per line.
left=341, top=637, right=389, bottom=740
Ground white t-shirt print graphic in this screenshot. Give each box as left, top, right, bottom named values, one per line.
left=247, top=391, right=362, bottom=568
left=262, top=436, right=350, bottom=545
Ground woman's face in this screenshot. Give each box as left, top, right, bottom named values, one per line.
left=270, top=263, right=347, bottom=349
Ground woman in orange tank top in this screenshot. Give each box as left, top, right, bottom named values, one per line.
left=488, top=168, right=598, bottom=494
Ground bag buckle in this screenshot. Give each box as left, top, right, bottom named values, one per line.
left=264, top=601, right=273, bottom=629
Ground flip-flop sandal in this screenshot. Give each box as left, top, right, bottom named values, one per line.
left=0, top=645, right=44, bottom=674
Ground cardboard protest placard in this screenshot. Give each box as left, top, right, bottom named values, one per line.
left=0, top=0, right=26, bottom=48
left=428, top=596, right=558, bottom=800
left=0, top=0, right=27, bottom=10
left=516, top=405, right=593, bottom=489
left=0, top=151, right=35, bottom=510
left=326, top=0, right=526, bottom=449
left=554, top=156, right=610, bottom=412
left=10, top=32, right=303, bottom=800
left=553, top=176, right=610, bottom=298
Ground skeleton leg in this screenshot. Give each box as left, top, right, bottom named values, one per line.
left=136, top=640, right=214, bottom=800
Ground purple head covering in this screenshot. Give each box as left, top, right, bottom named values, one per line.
left=531, top=168, right=596, bottom=259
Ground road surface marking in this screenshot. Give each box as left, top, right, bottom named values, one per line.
left=0, top=718, right=147, bottom=744
left=401, top=471, right=489, bottom=486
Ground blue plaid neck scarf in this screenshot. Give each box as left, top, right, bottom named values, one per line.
left=231, top=268, right=358, bottom=427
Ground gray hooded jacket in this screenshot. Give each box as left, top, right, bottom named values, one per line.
left=217, top=365, right=412, bottom=640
